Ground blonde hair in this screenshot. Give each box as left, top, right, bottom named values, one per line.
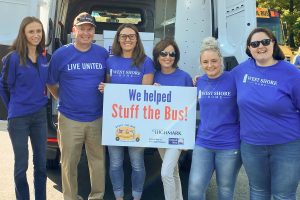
left=199, top=37, right=224, bottom=69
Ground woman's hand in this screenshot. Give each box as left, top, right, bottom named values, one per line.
left=180, top=149, right=188, bottom=151
left=193, top=75, right=200, bottom=86
left=98, top=82, right=105, bottom=93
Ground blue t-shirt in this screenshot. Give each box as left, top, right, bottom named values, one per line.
left=195, top=71, right=240, bottom=149
left=107, top=56, right=155, bottom=84
left=232, top=59, right=300, bottom=145
left=154, top=68, right=193, bottom=87
left=47, top=43, right=109, bottom=122
left=0, top=51, right=48, bottom=119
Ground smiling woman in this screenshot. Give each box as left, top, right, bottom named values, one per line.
left=232, top=27, right=300, bottom=200
left=247, top=33, right=276, bottom=66
left=118, top=27, right=138, bottom=57
left=188, top=37, right=241, bottom=200
left=0, top=16, right=48, bottom=200
left=99, top=23, right=155, bottom=200
left=152, top=39, right=193, bottom=200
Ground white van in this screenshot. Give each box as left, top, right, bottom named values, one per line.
left=0, top=0, right=256, bottom=168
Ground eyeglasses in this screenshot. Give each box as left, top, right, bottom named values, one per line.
left=119, top=34, right=137, bottom=41
left=159, top=51, right=176, bottom=58
left=249, top=39, right=272, bottom=48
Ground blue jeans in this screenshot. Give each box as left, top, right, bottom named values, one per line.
left=241, top=140, right=300, bottom=200
left=8, top=107, right=47, bottom=200
left=188, top=145, right=242, bottom=200
left=108, top=146, right=146, bottom=199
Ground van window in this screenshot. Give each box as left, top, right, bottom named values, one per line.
left=91, top=8, right=142, bottom=24
left=154, top=0, right=177, bottom=39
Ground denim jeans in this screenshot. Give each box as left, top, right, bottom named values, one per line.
left=108, top=146, right=145, bottom=199
left=188, top=145, right=242, bottom=200
left=8, top=107, right=47, bottom=200
left=241, top=140, right=300, bottom=200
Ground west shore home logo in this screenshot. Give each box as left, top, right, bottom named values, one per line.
left=110, top=69, right=141, bottom=78
left=242, top=74, right=278, bottom=87
left=198, top=90, right=232, bottom=99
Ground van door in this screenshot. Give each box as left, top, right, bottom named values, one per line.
left=216, top=0, right=256, bottom=70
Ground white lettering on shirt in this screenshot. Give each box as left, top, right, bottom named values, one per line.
left=67, top=63, right=103, bottom=71
left=243, top=74, right=278, bottom=87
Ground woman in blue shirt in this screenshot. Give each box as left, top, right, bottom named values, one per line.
left=188, top=37, right=241, bottom=200
left=153, top=39, right=192, bottom=200
left=99, top=23, right=155, bottom=200
left=232, top=27, right=300, bottom=200
left=0, top=17, right=48, bottom=200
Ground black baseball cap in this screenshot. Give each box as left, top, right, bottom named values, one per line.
left=73, top=12, right=96, bottom=27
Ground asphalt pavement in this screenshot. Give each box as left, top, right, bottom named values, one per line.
left=0, top=120, right=299, bottom=200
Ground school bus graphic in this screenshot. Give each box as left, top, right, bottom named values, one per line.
left=115, top=125, right=140, bottom=142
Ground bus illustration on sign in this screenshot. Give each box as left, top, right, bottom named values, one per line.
left=115, top=124, right=140, bottom=142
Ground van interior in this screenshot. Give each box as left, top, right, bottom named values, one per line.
left=50, top=0, right=176, bottom=52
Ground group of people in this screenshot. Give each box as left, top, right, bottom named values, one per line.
left=1, top=11, right=300, bottom=200
left=189, top=28, right=300, bottom=200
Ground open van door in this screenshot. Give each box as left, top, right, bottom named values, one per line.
left=216, top=0, right=256, bottom=70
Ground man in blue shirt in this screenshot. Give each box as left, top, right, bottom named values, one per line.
left=47, top=12, right=108, bottom=200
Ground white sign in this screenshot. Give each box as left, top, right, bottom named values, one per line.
left=102, top=84, right=197, bottom=149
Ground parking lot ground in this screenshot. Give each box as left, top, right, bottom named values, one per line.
left=0, top=120, right=299, bottom=200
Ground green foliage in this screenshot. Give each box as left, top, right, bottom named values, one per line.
left=257, top=0, right=300, bottom=48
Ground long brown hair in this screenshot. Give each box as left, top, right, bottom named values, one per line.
left=10, top=17, right=45, bottom=65
left=112, top=23, right=146, bottom=67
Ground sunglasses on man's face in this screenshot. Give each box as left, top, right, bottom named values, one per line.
left=249, top=39, right=272, bottom=48
left=159, top=51, right=176, bottom=58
